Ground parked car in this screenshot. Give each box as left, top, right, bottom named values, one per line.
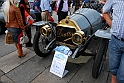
left=32, top=8, right=110, bottom=79
left=0, top=0, right=6, bottom=35
left=0, top=0, right=36, bottom=35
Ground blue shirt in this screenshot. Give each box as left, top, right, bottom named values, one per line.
left=40, top=0, right=52, bottom=12
left=103, top=0, right=124, bottom=39
left=84, top=0, right=89, bottom=3
left=34, top=1, right=41, bottom=13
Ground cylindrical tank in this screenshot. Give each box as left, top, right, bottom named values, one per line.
left=69, top=8, right=102, bottom=37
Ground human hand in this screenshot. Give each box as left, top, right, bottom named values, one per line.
left=22, top=29, right=25, bottom=33
left=25, top=24, right=31, bottom=28
left=68, top=7, right=70, bottom=11
left=48, top=15, right=51, bottom=21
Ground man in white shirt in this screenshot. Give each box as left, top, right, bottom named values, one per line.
left=40, top=0, right=52, bottom=21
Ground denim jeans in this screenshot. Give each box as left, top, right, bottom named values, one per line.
left=109, top=35, right=124, bottom=83
left=7, top=28, right=22, bottom=43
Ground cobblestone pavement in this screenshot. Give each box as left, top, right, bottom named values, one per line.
left=0, top=10, right=111, bottom=83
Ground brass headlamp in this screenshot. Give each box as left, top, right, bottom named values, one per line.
left=40, top=25, right=52, bottom=36
left=72, top=31, right=86, bottom=45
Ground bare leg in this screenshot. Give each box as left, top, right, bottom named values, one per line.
left=15, top=43, right=18, bottom=50
left=17, top=33, right=27, bottom=57
left=111, top=75, right=117, bottom=83
left=17, top=43, right=26, bottom=58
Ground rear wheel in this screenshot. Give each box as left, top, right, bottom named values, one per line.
left=92, top=38, right=109, bottom=79
left=0, top=22, right=5, bottom=35
left=33, top=30, right=54, bottom=57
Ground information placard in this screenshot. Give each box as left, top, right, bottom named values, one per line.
left=50, top=51, right=69, bottom=78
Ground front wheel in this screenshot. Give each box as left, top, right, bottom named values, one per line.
left=92, top=38, right=109, bottom=79
left=33, top=30, right=54, bottom=57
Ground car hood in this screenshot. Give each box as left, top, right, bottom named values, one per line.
left=0, top=11, right=4, bottom=19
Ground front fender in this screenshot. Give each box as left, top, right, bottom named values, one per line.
left=32, top=21, right=49, bottom=27
left=32, top=21, right=57, bottom=27
left=32, top=21, right=57, bottom=35
left=95, top=29, right=111, bottom=39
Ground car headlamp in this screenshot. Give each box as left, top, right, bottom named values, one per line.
left=40, top=25, right=52, bottom=36
left=72, top=31, right=86, bottom=45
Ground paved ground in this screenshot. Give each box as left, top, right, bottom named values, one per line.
left=0, top=10, right=111, bottom=83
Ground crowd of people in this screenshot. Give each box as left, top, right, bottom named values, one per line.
left=3, top=0, right=124, bottom=83
left=3, top=0, right=71, bottom=58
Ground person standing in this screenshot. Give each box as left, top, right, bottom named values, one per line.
left=40, top=0, right=52, bottom=21
left=102, top=0, right=124, bottom=83
left=84, top=0, right=90, bottom=7
left=56, top=0, right=71, bottom=22
left=73, top=0, right=80, bottom=11
left=19, top=0, right=33, bottom=47
left=33, top=0, right=42, bottom=30
left=3, top=0, right=26, bottom=57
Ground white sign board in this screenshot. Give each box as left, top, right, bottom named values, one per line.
left=50, top=51, right=69, bottom=78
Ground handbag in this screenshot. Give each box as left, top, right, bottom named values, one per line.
left=19, top=32, right=29, bottom=45
left=5, top=30, right=14, bottom=44
left=20, top=4, right=34, bottom=25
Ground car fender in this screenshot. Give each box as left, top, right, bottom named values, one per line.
left=94, top=29, right=111, bottom=39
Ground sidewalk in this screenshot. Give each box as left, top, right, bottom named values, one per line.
left=0, top=10, right=111, bottom=83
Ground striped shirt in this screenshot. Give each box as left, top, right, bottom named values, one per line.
left=103, top=0, right=124, bottom=39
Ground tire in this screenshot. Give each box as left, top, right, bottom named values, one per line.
left=0, top=25, right=2, bottom=35
left=33, top=30, right=54, bottom=57
left=92, top=38, right=108, bottom=79
left=0, top=22, right=5, bottom=35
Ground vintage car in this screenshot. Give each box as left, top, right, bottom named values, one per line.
left=32, top=8, right=110, bottom=79
left=0, top=0, right=5, bottom=35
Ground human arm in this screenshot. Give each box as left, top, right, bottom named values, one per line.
left=44, top=0, right=51, bottom=20
left=100, top=0, right=106, bottom=4
left=35, top=6, right=41, bottom=13
left=102, top=0, right=112, bottom=27
left=15, top=7, right=26, bottom=31
left=45, top=10, right=51, bottom=20
left=34, top=2, right=41, bottom=13
left=102, top=12, right=112, bottom=27
left=19, top=4, right=26, bottom=25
